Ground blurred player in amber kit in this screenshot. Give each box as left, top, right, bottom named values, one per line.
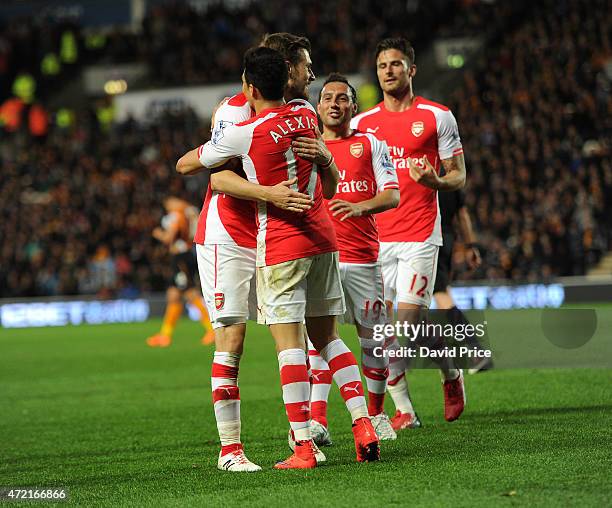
left=351, top=37, right=467, bottom=428
left=177, top=48, right=379, bottom=469
left=303, top=74, right=400, bottom=443
left=147, top=197, right=214, bottom=347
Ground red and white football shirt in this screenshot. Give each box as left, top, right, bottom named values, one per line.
left=350, top=96, right=463, bottom=245
left=198, top=99, right=338, bottom=267
left=193, top=93, right=257, bottom=248
left=324, top=132, right=398, bottom=264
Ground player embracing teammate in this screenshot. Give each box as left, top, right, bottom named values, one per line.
left=178, top=46, right=379, bottom=469
left=177, top=33, right=337, bottom=472
left=176, top=34, right=468, bottom=471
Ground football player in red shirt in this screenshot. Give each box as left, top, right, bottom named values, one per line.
left=178, top=47, right=379, bottom=469
left=302, top=73, right=400, bottom=444
left=179, top=34, right=331, bottom=472
left=351, top=37, right=467, bottom=428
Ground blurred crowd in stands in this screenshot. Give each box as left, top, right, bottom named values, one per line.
left=138, top=0, right=455, bottom=86
left=0, top=107, right=207, bottom=298
left=0, top=0, right=610, bottom=297
left=449, top=0, right=611, bottom=282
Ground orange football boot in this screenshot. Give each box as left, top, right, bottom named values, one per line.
left=352, top=417, right=380, bottom=462
left=146, top=334, right=172, bottom=348
left=274, top=439, right=317, bottom=470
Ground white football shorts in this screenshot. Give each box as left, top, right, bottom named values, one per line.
left=378, top=241, right=439, bottom=308
left=256, top=251, right=345, bottom=325
left=339, top=262, right=386, bottom=329
left=196, top=243, right=257, bottom=329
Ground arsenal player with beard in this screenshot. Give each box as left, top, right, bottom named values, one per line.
left=178, top=47, right=379, bottom=470
left=350, top=37, right=467, bottom=429
left=177, top=33, right=334, bottom=472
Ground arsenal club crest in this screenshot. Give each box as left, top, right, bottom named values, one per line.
left=411, top=121, right=424, bottom=137
left=214, top=292, right=225, bottom=310
left=350, top=142, right=364, bottom=158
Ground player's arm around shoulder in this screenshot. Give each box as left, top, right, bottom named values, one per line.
left=176, top=147, right=205, bottom=175
left=176, top=121, right=247, bottom=175
left=211, top=169, right=314, bottom=213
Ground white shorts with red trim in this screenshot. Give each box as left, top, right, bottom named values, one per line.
left=256, top=251, right=345, bottom=325
left=196, top=243, right=257, bottom=329
left=339, top=262, right=386, bottom=329
left=378, top=241, right=439, bottom=308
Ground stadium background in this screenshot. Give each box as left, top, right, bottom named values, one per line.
left=1, top=0, right=611, bottom=506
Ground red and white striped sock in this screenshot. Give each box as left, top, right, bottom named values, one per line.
left=319, top=338, right=368, bottom=422
left=211, top=351, right=242, bottom=456
left=359, top=336, right=389, bottom=416
left=386, top=336, right=416, bottom=415
left=307, top=339, right=332, bottom=428
left=278, top=348, right=311, bottom=442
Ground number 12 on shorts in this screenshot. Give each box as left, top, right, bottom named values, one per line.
left=409, top=274, right=429, bottom=298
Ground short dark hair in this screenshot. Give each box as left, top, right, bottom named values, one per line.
left=243, top=47, right=288, bottom=101
left=375, top=37, right=415, bottom=65
left=260, top=32, right=311, bottom=66
left=319, top=73, right=358, bottom=104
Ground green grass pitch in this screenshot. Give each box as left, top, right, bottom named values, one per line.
left=1, top=308, right=611, bottom=507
